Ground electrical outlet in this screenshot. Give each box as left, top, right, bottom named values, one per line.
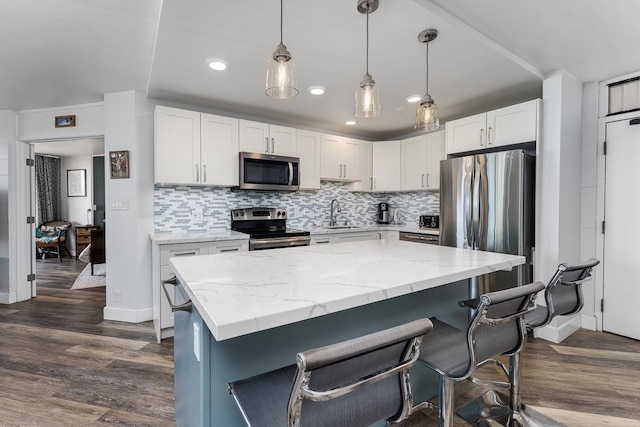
left=114, top=290, right=121, bottom=302
left=193, top=322, right=201, bottom=361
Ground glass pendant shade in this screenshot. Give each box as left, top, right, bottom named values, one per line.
left=355, top=73, right=381, bottom=118
left=265, top=42, right=298, bottom=99
left=414, top=94, right=440, bottom=131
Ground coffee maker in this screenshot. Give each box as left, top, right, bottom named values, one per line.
left=377, top=203, right=390, bottom=224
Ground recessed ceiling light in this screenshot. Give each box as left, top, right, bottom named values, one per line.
left=406, top=95, right=422, bottom=103
left=206, top=58, right=228, bottom=71
left=345, top=120, right=357, bottom=126
left=308, top=86, right=326, bottom=95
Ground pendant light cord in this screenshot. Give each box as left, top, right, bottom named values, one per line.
left=280, top=0, right=284, bottom=44
left=425, top=40, right=429, bottom=95
left=365, top=8, right=370, bottom=75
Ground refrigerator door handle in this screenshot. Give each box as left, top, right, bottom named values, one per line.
left=464, top=161, right=474, bottom=249
left=472, top=156, right=482, bottom=249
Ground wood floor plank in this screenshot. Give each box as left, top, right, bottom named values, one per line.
left=530, top=405, right=640, bottom=427
left=0, top=394, right=108, bottom=426
left=551, top=344, right=640, bottom=362
left=0, top=307, right=19, bottom=315
left=65, top=344, right=174, bottom=368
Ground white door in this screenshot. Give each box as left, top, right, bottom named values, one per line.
left=603, top=118, right=640, bottom=340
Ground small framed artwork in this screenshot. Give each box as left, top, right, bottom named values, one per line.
left=110, top=150, right=130, bottom=179
left=67, top=169, right=87, bottom=197
left=55, top=115, right=76, bottom=128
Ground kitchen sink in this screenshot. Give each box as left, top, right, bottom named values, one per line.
left=325, top=225, right=361, bottom=229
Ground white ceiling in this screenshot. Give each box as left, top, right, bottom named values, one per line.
left=2, top=0, right=640, bottom=140
left=33, top=138, right=104, bottom=157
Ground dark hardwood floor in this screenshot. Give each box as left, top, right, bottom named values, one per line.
left=0, top=258, right=638, bottom=426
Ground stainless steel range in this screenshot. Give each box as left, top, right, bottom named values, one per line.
left=231, top=207, right=311, bottom=251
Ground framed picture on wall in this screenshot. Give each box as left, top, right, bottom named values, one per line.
left=67, top=169, right=86, bottom=197
left=55, top=115, right=76, bottom=128
left=109, top=150, right=130, bottom=179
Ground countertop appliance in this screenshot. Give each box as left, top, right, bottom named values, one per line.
left=419, top=214, right=439, bottom=229
left=377, top=202, right=390, bottom=224
left=231, top=207, right=310, bottom=251
left=440, top=149, right=534, bottom=296
left=239, top=152, right=300, bottom=191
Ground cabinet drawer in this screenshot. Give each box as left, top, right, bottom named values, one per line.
left=77, top=236, right=92, bottom=244
left=160, top=242, right=208, bottom=265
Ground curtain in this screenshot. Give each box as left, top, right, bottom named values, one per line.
left=35, top=155, right=62, bottom=225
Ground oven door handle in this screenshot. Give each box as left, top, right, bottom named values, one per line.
left=288, top=162, right=294, bottom=186
left=250, top=235, right=311, bottom=250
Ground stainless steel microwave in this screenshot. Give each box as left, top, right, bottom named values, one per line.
left=239, top=152, right=300, bottom=191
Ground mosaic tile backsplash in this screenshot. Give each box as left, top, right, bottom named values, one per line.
left=154, top=182, right=440, bottom=233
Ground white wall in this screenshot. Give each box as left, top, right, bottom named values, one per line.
left=18, top=103, right=104, bottom=141
left=103, top=90, right=155, bottom=323
left=60, top=155, right=94, bottom=256
left=536, top=69, right=584, bottom=343
left=0, top=111, right=13, bottom=301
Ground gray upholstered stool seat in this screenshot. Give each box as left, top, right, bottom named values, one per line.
left=228, top=318, right=433, bottom=427
left=417, top=319, right=468, bottom=378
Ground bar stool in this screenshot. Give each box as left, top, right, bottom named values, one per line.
left=458, top=258, right=600, bottom=426
left=416, top=281, right=544, bottom=427
left=227, top=318, right=433, bottom=427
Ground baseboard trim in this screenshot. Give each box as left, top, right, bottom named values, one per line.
left=580, top=313, right=597, bottom=331
left=103, top=306, right=153, bottom=323
left=0, top=292, right=17, bottom=304
left=533, top=314, right=581, bottom=343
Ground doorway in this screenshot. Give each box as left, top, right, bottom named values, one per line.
left=602, top=118, right=640, bottom=340
left=32, top=138, right=105, bottom=292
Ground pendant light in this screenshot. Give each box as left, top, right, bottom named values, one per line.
left=354, top=0, right=381, bottom=118
left=414, top=29, right=440, bottom=131
left=266, top=0, right=298, bottom=99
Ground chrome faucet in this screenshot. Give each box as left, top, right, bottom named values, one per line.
left=329, top=199, right=341, bottom=226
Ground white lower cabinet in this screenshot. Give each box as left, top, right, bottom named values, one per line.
left=152, top=239, right=248, bottom=342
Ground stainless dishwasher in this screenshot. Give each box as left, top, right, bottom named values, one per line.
left=399, top=232, right=439, bottom=245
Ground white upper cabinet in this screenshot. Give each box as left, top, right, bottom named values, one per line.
left=446, top=99, right=539, bottom=155
left=154, top=106, right=238, bottom=186
left=155, top=107, right=200, bottom=185
left=201, top=113, right=239, bottom=186
left=296, top=130, right=321, bottom=190
left=320, top=134, right=360, bottom=181
left=372, top=141, right=401, bottom=192
left=239, top=120, right=297, bottom=156
left=401, top=130, right=445, bottom=190
left=347, top=140, right=373, bottom=192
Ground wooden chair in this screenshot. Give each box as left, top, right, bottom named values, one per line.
left=35, top=220, right=72, bottom=262
left=89, top=229, right=105, bottom=275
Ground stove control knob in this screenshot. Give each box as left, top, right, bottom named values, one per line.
left=277, top=211, right=281, bottom=217
left=281, top=211, right=286, bottom=217
left=233, top=212, right=238, bottom=217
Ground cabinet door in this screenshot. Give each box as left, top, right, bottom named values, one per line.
left=339, top=138, right=360, bottom=180
left=426, top=130, right=446, bottom=189
left=486, top=100, right=538, bottom=148
left=154, top=106, right=201, bottom=184
left=445, top=112, right=486, bottom=155
left=401, top=135, right=428, bottom=190
left=297, top=130, right=321, bottom=190
left=239, top=120, right=270, bottom=154
left=269, top=125, right=297, bottom=156
left=333, top=231, right=381, bottom=243
left=372, top=142, right=401, bottom=192
left=320, top=134, right=341, bottom=179
left=201, top=113, right=239, bottom=186
left=347, top=140, right=373, bottom=192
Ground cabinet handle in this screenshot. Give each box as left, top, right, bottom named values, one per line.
left=219, top=248, right=239, bottom=252
left=316, top=240, right=330, bottom=244
left=370, top=177, right=373, bottom=190
left=488, top=127, right=493, bottom=145
left=339, top=164, right=343, bottom=178
left=421, top=174, right=425, bottom=188
left=196, top=164, right=199, bottom=182
left=203, top=164, right=207, bottom=183
left=173, top=251, right=197, bottom=257
left=480, top=129, right=484, bottom=147
left=426, top=173, right=430, bottom=187
left=161, top=276, right=192, bottom=313
left=265, top=137, right=269, bottom=153
left=271, top=138, right=275, bottom=153
left=344, top=164, right=347, bottom=177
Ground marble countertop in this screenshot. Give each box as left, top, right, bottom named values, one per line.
left=169, top=240, right=524, bottom=341
left=150, top=224, right=438, bottom=244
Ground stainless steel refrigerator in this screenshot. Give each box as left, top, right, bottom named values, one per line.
left=440, top=149, right=535, bottom=297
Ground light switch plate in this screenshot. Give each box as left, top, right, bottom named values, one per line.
left=193, top=322, right=200, bottom=362
left=112, top=199, right=129, bottom=210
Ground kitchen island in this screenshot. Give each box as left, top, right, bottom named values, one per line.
left=168, top=239, right=525, bottom=426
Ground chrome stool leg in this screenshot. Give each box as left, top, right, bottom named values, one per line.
left=438, top=376, right=455, bottom=427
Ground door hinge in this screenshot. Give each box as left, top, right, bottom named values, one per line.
left=600, top=298, right=604, bottom=312
left=27, top=216, right=35, bottom=224
left=601, top=220, right=605, bottom=234
left=630, top=117, right=640, bottom=126
left=27, top=273, right=36, bottom=282
left=603, top=141, right=607, bottom=155
left=26, top=158, right=35, bottom=166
